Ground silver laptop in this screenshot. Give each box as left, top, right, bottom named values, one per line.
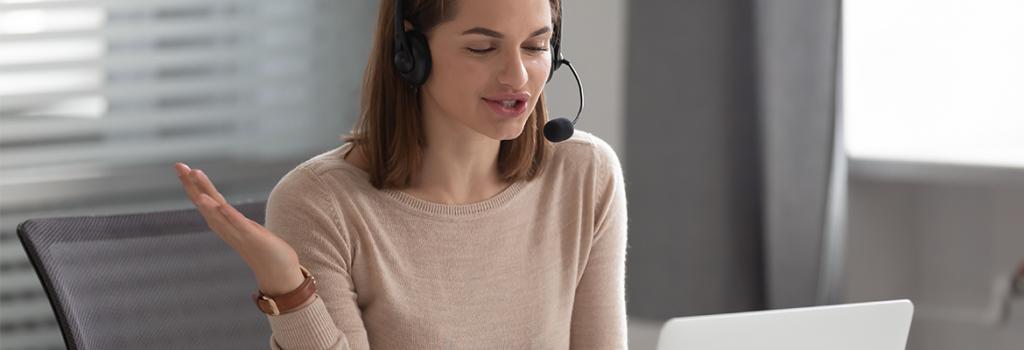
left=656, top=299, right=914, bottom=350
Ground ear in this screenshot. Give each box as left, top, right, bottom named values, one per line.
left=404, top=20, right=414, bottom=32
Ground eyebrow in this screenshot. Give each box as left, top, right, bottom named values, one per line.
left=461, top=26, right=551, bottom=39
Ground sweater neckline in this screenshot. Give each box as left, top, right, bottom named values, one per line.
left=333, top=143, right=528, bottom=218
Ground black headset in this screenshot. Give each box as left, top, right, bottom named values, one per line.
left=392, top=0, right=585, bottom=143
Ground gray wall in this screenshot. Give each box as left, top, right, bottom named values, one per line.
left=623, top=0, right=766, bottom=319
left=545, top=0, right=627, bottom=155
left=845, top=162, right=1024, bottom=350
left=754, top=0, right=843, bottom=308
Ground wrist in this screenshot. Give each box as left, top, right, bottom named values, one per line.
left=295, top=294, right=318, bottom=310
left=252, top=266, right=318, bottom=316
left=258, top=266, right=307, bottom=296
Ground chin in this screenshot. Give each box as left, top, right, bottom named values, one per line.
left=468, top=110, right=531, bottom=141
left=500, top=126, right=529, bottom=141
left=481, top=124, right=527, bottom=141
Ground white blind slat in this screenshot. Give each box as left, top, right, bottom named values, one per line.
left=0, top=127, right=321, bottom=168
left=0, top=43, right=333, bottom=71
left=0, top=104, right=312, bottom=143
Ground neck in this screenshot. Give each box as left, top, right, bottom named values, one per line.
left=410, top=98, right=509, bottom=205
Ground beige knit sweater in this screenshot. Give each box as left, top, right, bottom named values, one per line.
left=262, top=130, right=628, bottom=349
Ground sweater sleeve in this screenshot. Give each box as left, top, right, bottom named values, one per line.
left=263, top=165, right=370, bottom=350
left=570, top=140, right=629, bottom=349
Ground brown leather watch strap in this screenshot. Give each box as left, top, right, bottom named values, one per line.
left=252, top=266, right=318, bottom=316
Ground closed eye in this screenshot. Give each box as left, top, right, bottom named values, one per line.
left=466, top=47, right=549, bottom=54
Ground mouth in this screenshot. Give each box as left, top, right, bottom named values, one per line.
left=483, top=98, right=526, bottom=108
left=482, top=97, right=528, bottom=118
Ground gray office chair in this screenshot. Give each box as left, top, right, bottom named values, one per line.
left=17, top=201, right=271, bottom=350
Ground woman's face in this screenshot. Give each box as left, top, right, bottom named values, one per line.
left=419, top=0, right=553, bottom=141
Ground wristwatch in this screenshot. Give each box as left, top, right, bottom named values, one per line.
left=252, top=266, right=317, bottom=316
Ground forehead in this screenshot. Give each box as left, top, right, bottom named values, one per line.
left=444, top=0, right=553, bottom=35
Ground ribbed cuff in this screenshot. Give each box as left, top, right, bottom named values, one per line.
left=267, top=295, right=343, bottom=349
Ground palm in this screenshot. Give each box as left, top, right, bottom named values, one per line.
left=173, top=163, right=299, bottom=288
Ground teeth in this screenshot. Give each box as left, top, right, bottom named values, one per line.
left=501, top=100, right=516, bottom=108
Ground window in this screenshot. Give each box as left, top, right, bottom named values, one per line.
left=844, top=0, right=1024, bottom=168
left=0, top=1, right=374, bottom=347
left=0, top=0, right=373, bottom=179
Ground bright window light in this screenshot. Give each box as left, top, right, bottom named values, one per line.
left=0, top=38, right=105, bottom=65
left=0, top=69, right=102, bottom=95
left=0, top=8, right=105, bottom=34
left=844, top=0, right=1024, bottom=168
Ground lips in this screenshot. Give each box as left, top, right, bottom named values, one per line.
left=484, top=98, right=524, bottom=108
left=483, top=96, right=528, bottom=118
left=482, top=92, right=530, bottom=118
left=483, top=92, right=529, bottom=104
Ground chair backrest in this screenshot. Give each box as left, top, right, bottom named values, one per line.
left=17, top=201, right=270, bottom=350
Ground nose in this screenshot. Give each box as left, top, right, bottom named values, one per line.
left=496, top=50, right=529, bottom=89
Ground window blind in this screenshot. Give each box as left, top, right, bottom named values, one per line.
left=0, top=0, right=374, bottom=348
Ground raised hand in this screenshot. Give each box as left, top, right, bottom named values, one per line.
left=174, top=162, right=306, bottom=296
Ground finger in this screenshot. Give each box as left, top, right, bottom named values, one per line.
left=174, top=162, right=190, bottom=177
left=178, top=171, right=202, bottom=203
left=195, top=193, right=229, bottom=228
left=217, top=202, right=260, bottom=233
left=245, top=217, right=261, bottom=227
left=194, top=193, right=239, bottom=240
left=176, top=164, right=250, bottom=240
left=175, top=163, right=203, bottom=203
left=190, top=169, right=229, bottom=206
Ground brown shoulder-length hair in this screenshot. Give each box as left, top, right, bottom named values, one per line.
left=340, top=0, right=561, bottom=190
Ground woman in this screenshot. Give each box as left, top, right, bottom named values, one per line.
left=174, top=0, right=627, bottom=348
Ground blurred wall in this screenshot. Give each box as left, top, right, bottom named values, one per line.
left=845, top=163, right=1024, bottom=350
left=623, top=0, right=766, bottom=320
left=755, top=0, right=843, bottom=308
left=545, top=0, right=627, bottom=155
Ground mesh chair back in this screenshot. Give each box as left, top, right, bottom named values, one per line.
left=17, top=201, right=270, bottom=350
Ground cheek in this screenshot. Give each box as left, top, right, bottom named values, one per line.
left=528, top=55, right=552, bottom=80
left=427, top=52, right=484, bottom=99
left=532, top=57, right=557, bottom=93
left=526, top=57, right=551, bottom=92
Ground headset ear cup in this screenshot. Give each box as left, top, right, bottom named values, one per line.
left=547, top=44, right=562, bottom=83
left=400, top=30, right=432, bottom=86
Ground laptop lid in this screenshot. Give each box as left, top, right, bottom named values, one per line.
left=656, top=299, right=914, bottom=350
